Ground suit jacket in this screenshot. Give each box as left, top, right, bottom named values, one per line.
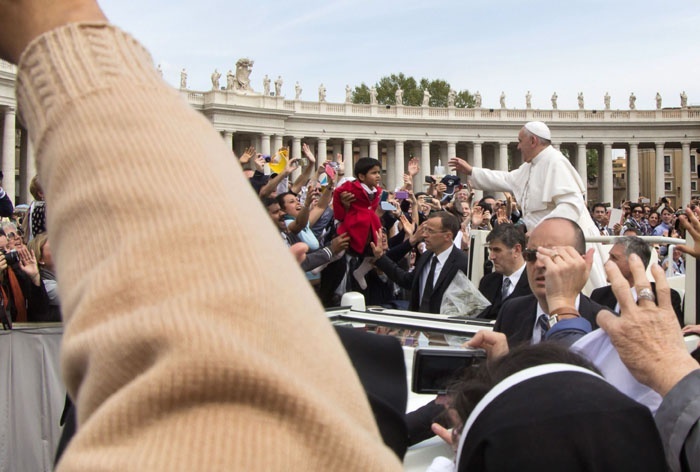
left=375, top=247, right=469, bottom=314
left=494, top=293, right=604, bottom=346
left=333, top=179, right=383, bottom=254
left=477, top=270, right=532, bottom=320
left=590, top=283, right=684, bottom=326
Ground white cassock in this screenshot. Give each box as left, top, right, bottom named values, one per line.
left=469, top=145, right=606, bottom=289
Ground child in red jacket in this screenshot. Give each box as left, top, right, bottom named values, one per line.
left=333, top=158, right=383, bottom=289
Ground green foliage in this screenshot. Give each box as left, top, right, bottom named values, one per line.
left=587, top=149, right=599, bottom=180
left=351, top=83, right=371, bottom=104
left=351, top=73, right=474, bottom=108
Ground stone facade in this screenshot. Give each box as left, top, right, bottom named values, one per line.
left=2, top=59, right=699, bottom=207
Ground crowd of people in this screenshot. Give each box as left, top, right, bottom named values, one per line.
left=2, top=1, right=699, bottom=471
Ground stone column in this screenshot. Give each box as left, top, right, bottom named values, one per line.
left=655, top=143, right=665, bottom=202
left=344, top=139, right=354, bottom=178
left=628, top=142, right=640, bottom=202
left=2, top=107, right=16, bottom=202
left=473, top=141, right=483, bottom=202
left=498, top=142, right=509, bottom=171
left=369, top=139, right=379, bottom=160
left=421, top=140, right=431, bottom=185
left=273, top=135, right=284, bottom=154
left=576, top=143, right=588, bottom=199
left=447, top=141, right=457, bottom=162
left=385, top=144, right=395, bottom=191
left=260, top=133, right=271, bottom=157
left=19, top=130, right=33, bottom=204
left=395, top=140, right=405, bottom=189
left=682, top=142, right=692, bottom=206
left=317, top=138, right=327, bottom=163
left=223, top=131, right=234, bottom=153
left=601, top=143, right=613, bottom=204
left=292, top=137, right=302, bottom=180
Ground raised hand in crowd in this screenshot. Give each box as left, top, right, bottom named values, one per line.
left=399, top=214, right=415, bottom=239
left=302, top=142, right=316, bottom=165
left=466, top=330, right=509, bottom=361
left=537, top=246, right=594, bottom=311
left=407, top=157, right=420, bottom=177
left=252, top=154, right=265, bottom=173
left=239, top=146, right=256, bottom=165
left=597, top=255, right=698, bottom=397
left=329, top=233, right=350, bottom=256
left=370, top=229, right=386, bottom=259
left=335, top=153, right=345, bottom=177
left=17, top=246, right=41, bottom=286
left=340, top=191, right=355, bottom=211
left=402, top=173, right=413, bottom=192
left=677, top=207, right=700, bottom=258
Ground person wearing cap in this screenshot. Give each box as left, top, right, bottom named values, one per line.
left=449, top=121, right=605, bottom=288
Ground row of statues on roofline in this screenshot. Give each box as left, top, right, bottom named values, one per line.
left=163, top=62, right=690, bottom=110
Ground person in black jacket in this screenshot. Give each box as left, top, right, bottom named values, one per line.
left=0, top=171, right=14, bottom=218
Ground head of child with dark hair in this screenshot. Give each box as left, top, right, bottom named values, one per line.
left=333, top=157, right=383, bottom=291
left=437, top=342, right=666, bottom=471
left=354, top=157, right=382, bottom=189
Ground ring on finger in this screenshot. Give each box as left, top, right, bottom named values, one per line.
left=551, top=252, right=561, bottom=260
left=637, top=287, right=655, bottom=303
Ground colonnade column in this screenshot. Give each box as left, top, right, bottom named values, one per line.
left=19, top=130, right=34, bottom=203
left=498, top=142, right=509, bottom=171
left=260, top=134, right=271, bottom=157
left=273, top=135, right=283, bottom=155
left=369, top=139, right=378, bottom=160
left=473, top=141, right=483, bottom=202
left=292, top=137, right=302, bottom=180
left=628, top=142, right=640, bottom=202
left=385, top=144, right=395, bottom=191
left=395, top=141, right=405, bottom=189
left=682, top=142, right=691, bottom=206
left=420, top=140, right=431, bottom=185
left=576, top=143, right=588, bottom=199
left=601, top=142, right=613, bottom=205
left=223, top=131, right=234, bottom=154
left=2, top=107, right=16, bottom=202
left=447, top=141, right=457, bottom=162
left=317, top=138, right=327, bottom=163
left=655, top=143, right=665, bottom=202
left=343, top=139, right=354, bottom=178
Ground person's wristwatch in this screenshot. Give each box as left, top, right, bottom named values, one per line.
left=548, top=306, right=580, bottom=328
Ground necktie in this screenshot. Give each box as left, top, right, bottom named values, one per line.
left=501, top=277, right=512, bottom=300
left=536, top=313, right=549, bottom=342
left=419, top=256, right=438, bottom=312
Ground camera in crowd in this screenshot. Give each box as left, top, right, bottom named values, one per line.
left=2, top=250, right=19, bottom=266
left=412, top=347, right=486, bottom=394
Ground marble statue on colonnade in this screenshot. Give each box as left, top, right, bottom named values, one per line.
left=370, top=86, right=378, bottom=105
left=346, top=85, right=352, bottom=103
left=226, top=70, right=234, bottom=90
left=211, top=69, right=221, bottom=90
left=577, top=92, right=584, bottom=110
left=231, top=58, right=255, bottom=93
left=474, top=91, right=482, bottom=108
left=629, top=92, right=636, bottom=110
left=681, top=91, right=688, bottom=108
left=395, top=87, right=403, bottom=105
left=604, top=92, right=611, bottom=110
left=499, top=91, right=506, bottom=109
left=263, top=75, right=271, bottom=95
left=274, top=76, right=283, bottom=96
left=295, top=82, right=302, bottom=100
left=422, top=89, right=431, bottom=107
left=551, top=92, right=558, bottom=109
left=319, top=84, right=326, bottom=102
left=525, top=91, right=532, bottom=109
left=447, top=89, right=456, bottom=107
left=180, top=68, right=187, bottom=89
left=656, top=92, right=662, bottom=110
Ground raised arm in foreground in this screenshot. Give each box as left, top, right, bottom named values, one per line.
left=6, top=4, right=400, bottom=471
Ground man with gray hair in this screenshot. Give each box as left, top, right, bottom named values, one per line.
left=591, top=236, right=683, bottom=324
left=449, top=121, right=604, bottom=287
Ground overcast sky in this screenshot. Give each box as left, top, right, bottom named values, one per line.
left=100, top=0, right=700, bottom=111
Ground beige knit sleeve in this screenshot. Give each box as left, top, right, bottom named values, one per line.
left=17, top=23, right=401, bottom=471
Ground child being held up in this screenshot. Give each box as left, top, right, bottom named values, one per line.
left=333, top=157, right=383, bottom=290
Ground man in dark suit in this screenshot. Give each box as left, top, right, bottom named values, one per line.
left=495, top=217, right=604, bottom=346
left=591, top=236, right=684, bottom=326
left=477, top=224, right=531, bottom=319
left=374, top=211, right=475, bottom=313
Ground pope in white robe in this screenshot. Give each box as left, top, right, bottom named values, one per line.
left=449, top=121, right=606, bottom=289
